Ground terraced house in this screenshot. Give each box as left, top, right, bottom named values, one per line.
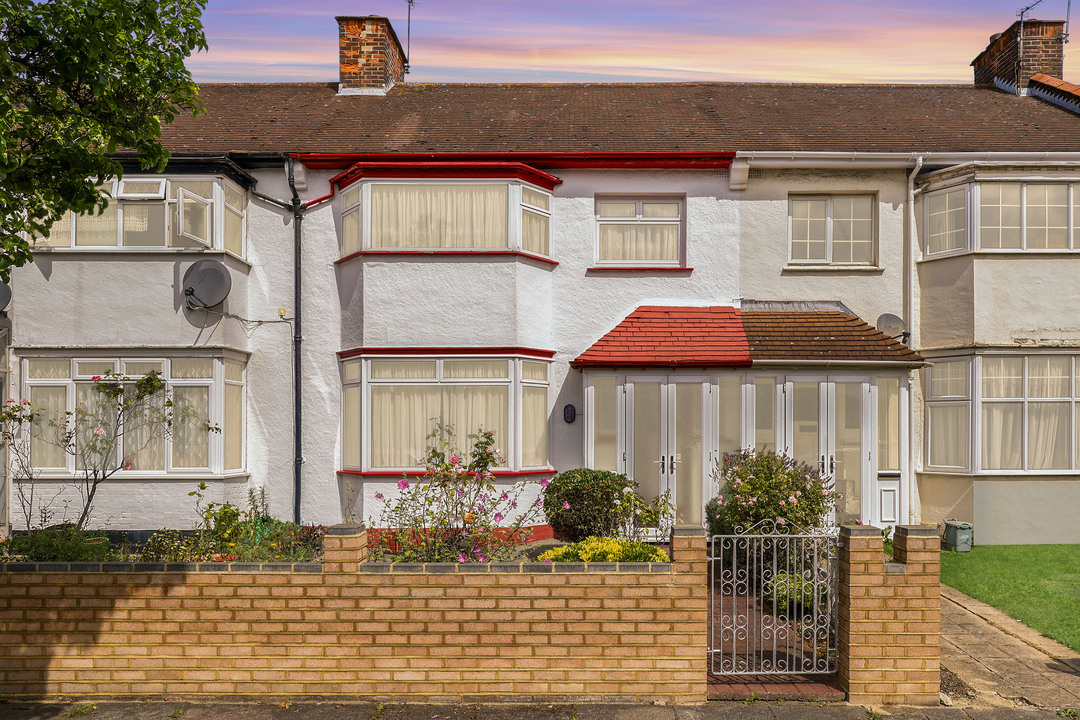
left=6, top=15, right=1080, bottom=544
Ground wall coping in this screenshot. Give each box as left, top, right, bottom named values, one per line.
left=361, top=561, right=673, bottom=573
left=895, top=525, right=939, bottom=537
left=0, top=562, right=324, bottom=573
left=0, top=560, right=674, bottom=574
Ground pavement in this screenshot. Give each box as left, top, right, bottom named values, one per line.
left=940, top=585, right=1080, bottom=712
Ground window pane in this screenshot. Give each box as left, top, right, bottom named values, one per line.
left=1028, top=356, right=1070, bottom=398
left=121, top=180, right=165, bottom=197
left=224, top=362, right=244, bottom=383
left=173, top=386, right=210, bottom=468
left=341, top=209, right=359, bottom=255
left=674, top=382, right=703, bottom=523
left=522, top=361, right=548, bottom=382
left=521, top=385, right=548, bottom=467
left=717, top=376, right=741, bottom=455
left=179, top=193, right=211, bottom=246
left=754, top=377, right=776, bottom=452
left=75, top=203, right=118, bottom=246
left=370, top=184, right=508, bottom=249
left=1028, top=402, right=1069, bottom=470
left=343, top=360, right=361, bottom=383
left=224, top=185, right=245, bottom=210
left=171, top=181, right=214, bottom=248
left=224, top=383, right=243, bottom=470
left=370, top=385, right=440, bottom=467
left=341, top=185, right=360, bottom=209
left=27, top=359, right=70, bottom=379
left=930, top=360, right=968, bottom=398
left=75, top=383, right=116, bottom=472
left=979, top=183, right=1021, bottom=249
left=443, top=385, right=509, bottom=452
left=122, top=203, right=166, bottom=246
left=124, top=361, right=163, bottom=376
left=982, top=357, right=1022, bottom=398
left=598, top=223, right=679, bottom=262
left=443, top=359, right=508, bottom=379
left=522, top=208, right=550, bottom=255
left=833, top=382, right=862, bottom=525
left=521, top=187, right=550, bottom=211
left=642, top=202, right=680, bottom=218
left=370, top=360, right=436, bottom=379
left=928, top=189, right=967, bottom=253
left=929, top=404, right=968, bottom=468
left=1026, top=184, right=1068, bottom=249
left=832, top=195, right=874, bottom=265
left=981, top=403, right=1022, bottom=469
left=597, top=201, right=637, bottom=218
left=38, top=213, right=72, bottom=247
left=76, top=362, right=114, bottom=377
left=592, top=376, right=618, bottom=472
left=29, top=386, right=67, bottom=468
left=225, top=209, right=243, bottom=256
left=343, top=385, right=361, bottom=468
left=791, top=382, right=820, bottom=468
left=124, top=393, right=165, bottom=471
left=790, top=198, right=828, bottom=262
left=171, top=359, right=214, bottom=379
left=878, top=377, right=901, bottom=472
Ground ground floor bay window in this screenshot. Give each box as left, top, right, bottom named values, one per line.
left=341, top=353, right=551, bottom=472
left=585, top=371, right=909, bottom=527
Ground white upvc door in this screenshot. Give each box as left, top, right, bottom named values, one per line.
left=784, top=375, right=874, bottom=526
left=625, top=375, right=710, bottom=525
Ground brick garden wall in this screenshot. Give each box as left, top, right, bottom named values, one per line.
left=838, top=525, right=941, bottom=706
left=0, top=526, right=708, bottom=703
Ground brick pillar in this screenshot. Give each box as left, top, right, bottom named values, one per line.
left=838, top=524, right=941, bottom=707
left=671, top=524, right=708, bottom=703
left=322, top=523, right=368, bottom=571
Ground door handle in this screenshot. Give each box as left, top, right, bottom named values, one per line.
left=669, top=455, right=676, bottom=474
left=819, top=454, right=825, bottom=475
left=657, top=458, right=665, bottom=474
left=830, top=455, right=835, bottom=475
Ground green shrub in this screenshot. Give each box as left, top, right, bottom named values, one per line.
left=706, top=449, right=839, bottom=535
left=537, top=536, right=668, bottom=563
left=542, top=468, right=674, bottom=542
left=0, top=525, right=126, bottom=562
left=765, top=571, right=820, bottom=610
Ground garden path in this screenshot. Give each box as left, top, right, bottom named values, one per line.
left=942, top=585, right=1080, bottom=711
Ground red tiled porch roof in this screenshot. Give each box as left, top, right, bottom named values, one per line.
left=571, top=306, right=752, bottom=368
left=571, top=306, right=923, bottom=368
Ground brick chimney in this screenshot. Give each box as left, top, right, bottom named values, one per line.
left=336, top=16, right=407, bottom=95
left=972, top=19, right=1065, bottom=93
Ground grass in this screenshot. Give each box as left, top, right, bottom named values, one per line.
left=940, top=544, right=1080, bottom=652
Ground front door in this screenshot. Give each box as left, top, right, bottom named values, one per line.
left=627, top=376, right=708, bottom=524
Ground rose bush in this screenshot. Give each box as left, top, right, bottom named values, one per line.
left=541, top=468, right=675, bottom=542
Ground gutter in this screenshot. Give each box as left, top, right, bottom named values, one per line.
left=736, top=150, right=1080, bottom=168
left=293, top=151, right=736, bottom=171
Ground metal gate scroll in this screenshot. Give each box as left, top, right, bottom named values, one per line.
left=708, top=519, right=838, bottom=675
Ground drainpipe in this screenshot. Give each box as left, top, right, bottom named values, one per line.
left=906, top=154, right=925, bottom=524
left=288, top=158, right=304, bottom=525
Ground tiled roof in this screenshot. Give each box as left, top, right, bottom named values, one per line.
left=572, top=306, right=923, bottom=367
left=162, top=82, right=1080, bottom=155
left=572, top=306, right=752, bottom=368
left=741, top=311, right=923, bottom=363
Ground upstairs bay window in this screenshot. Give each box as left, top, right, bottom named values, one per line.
left=341, top=355, right=550, bottom=472
left=339, top=181, right=553, bottom=257
left=37, top=177, right=247, bottom=258
left=924, top=181, right=1080, bottom=256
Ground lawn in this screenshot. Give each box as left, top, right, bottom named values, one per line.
left=940, top=544, right=1080, bottom=653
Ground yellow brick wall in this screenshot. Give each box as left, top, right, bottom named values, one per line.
left=0, top=526, right=708, bottom=703
left=838, top=525, right=941, bottom=706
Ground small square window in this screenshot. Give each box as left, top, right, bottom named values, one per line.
left=595, top=197, right=682, bottom=265
left=789, top=194, right=875, bottom=265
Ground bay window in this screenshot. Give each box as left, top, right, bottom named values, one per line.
left=342, top=355, right=550, bottom=471
left=37, top=176, right=247, bottom=258
left=339, top=180, right=553, bottom=257
left=22, top=356, right=244, bottom=475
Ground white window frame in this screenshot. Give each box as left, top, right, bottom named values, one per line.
left=975, top=182, right=1078, bottom=252
left=38, top=175, right=247, bottom=258
left=923, top=186, right=972, bottom=258
left=593, top=195, right=685, bottom=267
left=21, top=355, right=244, bottom=477
left=787, top=193, right=877, bottom=266
left=923, top=357, right=973, bottom=472
left=341, top=179, right=553, bottom=258
left=343, top=354, right=552, bottom=473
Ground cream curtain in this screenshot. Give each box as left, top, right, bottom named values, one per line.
left=878, top=377, right=900, bottom=472
left=443, top=359, right=507, bottom=379
left=521, top=385, right=548, bottom=467
left=224, top=383, right=243, bottom=471
left=592, top=376, right=618, bottom=472
left=173, top=386, right=210, bottom=468
left=598, top=224, right=678, bottom=262
left=74, top=204, right=119, bottom=247
left=1028, top=402, right=1069, bottom=469
left=522, top=209, right=549, bottom=255
left=75, top=384, right=117, bottom=472
left=29, top=386, right=67, bottom=468
left=370, top=360, right=436, bottom=379
left=343, top=385, right=361, bottom=468
left=929, top=405, right=968, bottom=468
left=371, top=184, right=508, bottom=249
left=122, top=203, right=166, bottom=247
left=123, top=394, right=166, bottom=471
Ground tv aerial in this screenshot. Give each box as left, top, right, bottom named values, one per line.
left=182, top=260, right=232, bottom=309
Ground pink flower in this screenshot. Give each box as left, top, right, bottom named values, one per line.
left=779, top=499, right=786, bottom=506
left=458, top=552, right=467, bottom=563
left=539, top=478, right=550, bottom=488
left=777, top=518, right=786, bottom=525
left=20, top=399, right=28, bottom=404
left=93, top=427, right=105, bottom=436
left=91, top=376, right=101, bottom=381
left=795, top=490, right=801, bottom=497
left=4, top=398, right=12, bottom=403
left=543, top=557, right=553, bottom=563
left=493, top=513, right=504, bottom=523
left=397, top=478, right=409, bottom=490
left=562, top=501, right=570, bottom=510
left=837, top=493, right=844, bottom=500
left=535, top=498, right=544, bottom=508
left=374, top=492, right=384, bottom=501
left=449, top=455, right=459, bottom=464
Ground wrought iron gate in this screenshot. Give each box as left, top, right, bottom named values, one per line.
left=708, top=520, right=838, bottom=675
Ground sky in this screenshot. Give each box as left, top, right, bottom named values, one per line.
left=188, top=0, right=1080, bottom=84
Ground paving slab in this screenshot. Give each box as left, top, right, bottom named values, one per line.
left=941, top=586, right=1080, bottom=712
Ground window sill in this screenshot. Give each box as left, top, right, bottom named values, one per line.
left=782, top=264, right=883, bottom=274
left=586, top=266, right=692, bottom=274
left=32, top=247, right=251, bottom=268
left=335, top=250, right=558, bottom=267
left=32, top=471, right=250, bottom=481
left=338, top=469, right=554, bottom=477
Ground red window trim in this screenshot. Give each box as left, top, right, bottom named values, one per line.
left=339, top=346, right=557, bottom=360
left=335, top=249, right=558, bottom=267
left=337, top=469, right=554, bottom=478
left=295, top=152, right=736, bottom=171
left=586, top=266, right=694, bottom=273
left=332, top=161, right=563, bottom=192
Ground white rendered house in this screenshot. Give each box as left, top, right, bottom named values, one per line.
left=6, top=15, right=1080, bottom=543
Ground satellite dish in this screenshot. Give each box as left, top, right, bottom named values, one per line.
left=182, top=260, right=232, bottom=309
left=0, top=283, right=11, bottom=312
left=876, top=313, right=907, bottom=341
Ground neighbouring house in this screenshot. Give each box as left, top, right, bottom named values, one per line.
left=5, top=15, right=1080, bottom=544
